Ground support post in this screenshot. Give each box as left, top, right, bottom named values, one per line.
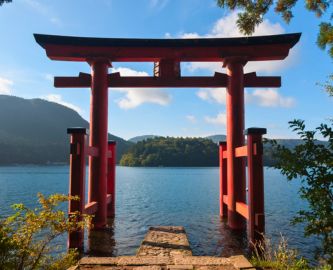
left=245, top=127, right=266, bottom=244
left=219, top=141, right=228, bottom=217
left=67, top=127, right=87, bottom=250
left=88, top=59, right=110, bottom=228
left=225, top=57, right=247, bottom=229
left=107, top=141, right=116, bottom=217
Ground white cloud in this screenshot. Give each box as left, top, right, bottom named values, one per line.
left=23, top=0, right=62, bottom=26
left=111, top=67, right=147, bottom=77
left=115, top=88, right=171, bottom=109
left=111, top=67, right=171, bottom=109
left=49, top=17, right=62, bottom=26
left=205, top=112, right=227, bottom=125
left=247, top=88, right=295, bottom=107
left=43, top=94, right=83, bottom=114
left=149, top=0, right=169, bottom=10
left=210, top=12, right=284, bottom=37
left=181, top=32, right=201, bottom=39
left=197, top=88, right=226, bottom=104
left=179, top=11, right=297, bottom=74
left=197, top=87, right=295, bottom=108
left=45, top=74, right=53, bottom=81
left=186, top=115, right=197, bottom=123
left=0, top=77, right=13, bottom=95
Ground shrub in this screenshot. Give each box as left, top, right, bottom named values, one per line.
left=250, top=234, right=326, bottom=270
left=0, top=193, right=91, bottom=270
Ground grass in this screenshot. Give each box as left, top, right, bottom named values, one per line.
left=250, top=234, right=332, bottom=270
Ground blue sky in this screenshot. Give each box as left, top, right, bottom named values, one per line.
left=0, top=0, right=331, bottom=140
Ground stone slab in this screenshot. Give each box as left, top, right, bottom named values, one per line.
left=229, top=256, right=255, bottom=270
left=172, top=256, right=231, bottom=266
left=137, top=226, right=192, bottom=257
left=80, top=256, right=172, bottom=266
left=77, top=255, right=253, bottom=270
left=74, top=226, right=254, bottom=270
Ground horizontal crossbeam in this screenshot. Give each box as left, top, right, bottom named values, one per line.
left=34, top=33, right=301, bottom=62
left=54, top=72, right=281, bottom=88
left=235, top=146, right=248, bottom=157
left=84, top=201, right=98, bottom=215
left=236, top=202, right=249, bottom=219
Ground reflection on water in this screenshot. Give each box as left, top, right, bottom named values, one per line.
left=216, top=219, right=248, bottom=257
left=86, top=218, right=116, bottom=257
left=0, top=166, right=320, bottom=262
left=85, top=216, right=249, bottom=258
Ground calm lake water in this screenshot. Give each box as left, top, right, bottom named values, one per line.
left=0, top=166, right=320, bottom=260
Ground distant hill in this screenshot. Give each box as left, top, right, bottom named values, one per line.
left=205, top=135, right=303, bottom=147
left=0, top=95, right=132, bottom=165
left=120, top=137, right=218, bottom=167
left=129, top=134, right=227, bottom=144
left=205, top=135, right=227, bottom=144
left=273, top=139, right=304, bottom=148
left=121, top=135, right=328, bottom=167
left=0, top=96, right=327, bottom=167
left=128, top=135, right=158, bottom=143
left=205, top=135, right=308, bottom=166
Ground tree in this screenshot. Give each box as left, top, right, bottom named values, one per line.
left=216, top=0, right=333, bottom=59
left=119, top=137, right=219, bottom=167
left=271, top=120, right=333, bottom=264
left=0, top=0, right=12, bottom=6
left=0, top=193, right=91, bottom=269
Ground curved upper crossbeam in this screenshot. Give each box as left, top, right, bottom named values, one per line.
left=34, top=33, right=301, bottom=62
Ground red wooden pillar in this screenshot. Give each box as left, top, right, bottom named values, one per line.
left=88, top=59, right=110, bottom=229
left=225, top=57, right=247, bottom=229
left=219, top=141, right=227, bottom=217
left=246, top=127, right=266, bottom=244
left=107, top=141, right=116, bottom=217
left=67, top=127, right=87, bottom=250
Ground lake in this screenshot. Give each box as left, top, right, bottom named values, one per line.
left=0, top=166, right=320, bottom=260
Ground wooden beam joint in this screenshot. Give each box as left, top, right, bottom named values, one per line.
left=54, top=71, right=281, bottom=88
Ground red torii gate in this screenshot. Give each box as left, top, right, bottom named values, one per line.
left=34, top=33, right=300, bottom=250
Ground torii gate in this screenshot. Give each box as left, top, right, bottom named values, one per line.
left=34, top=33, right=300, bottom=250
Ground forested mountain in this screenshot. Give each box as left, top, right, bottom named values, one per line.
left=120, top=136, right=327, bottom=167
left=205, top=135, right=227, bottom=144
left=128, top=134, right=227, bottom=144
left=120, top=137, right=218, bottom=167
left=0, top=95, right=132, bottom=164
left=0, top=95, right=326, bottom=167
left=128, top=135, right=158, bottom=143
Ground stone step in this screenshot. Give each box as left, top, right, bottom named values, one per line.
left=71, top=226, right=255, bottom=270
left=136, top=226, right=192, bottom=257
left=75, top=255, right=254, bottom=270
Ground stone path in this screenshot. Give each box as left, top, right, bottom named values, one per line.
left=137, top=226, right=192, bottom=257
left=70, top=226, right=255, bottom=270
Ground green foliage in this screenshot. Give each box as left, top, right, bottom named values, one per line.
left=318, top=23, right=333, bottom=57
left=121, top=136, right=317, bottom=167
left=120, top=137, right=219, bottom=167
left=217, top=0, right=274, bottom=35
left=0, top=0, right=12, bottom=6
left=0, top=193, right=91, bottom=270
left=317, top=74, right=333, bottom=97
left=216, top=0, right=333, bottom=59
left=251, top=234, right=311, bottom=270
left=272, top=119, right=333, bottom=264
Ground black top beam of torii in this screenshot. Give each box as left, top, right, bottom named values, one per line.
left=34, top=33, right=301, bottom=89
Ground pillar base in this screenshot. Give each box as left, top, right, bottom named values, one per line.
left=227, top=210, right=246, bottom=230
left=91, top=218, right=107, bottom=230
